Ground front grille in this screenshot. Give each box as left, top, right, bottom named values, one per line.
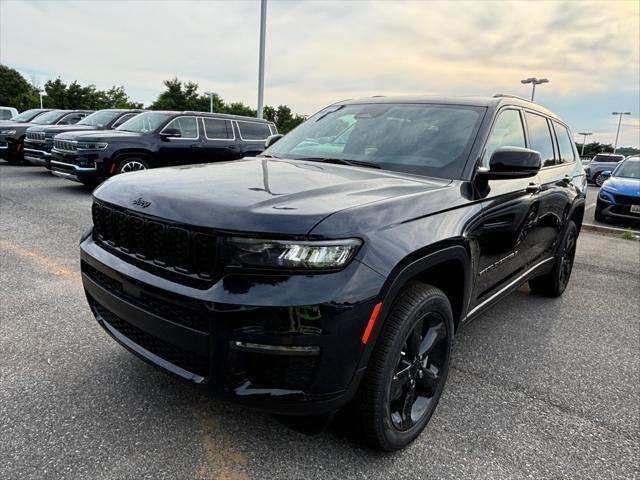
left=92, top=201, right=218, bottom=279
left=26, top=131, right=45, bottom=141
left=83, top=261, right=210, bottom=333
left=91, top=298, right=210, bottom=378
left=614, top=194, right=640, bottom=205
left=54, top=139, right=77, bottom=152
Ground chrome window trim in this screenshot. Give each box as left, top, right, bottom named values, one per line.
left=200, top=117, right=235, bottom=141
left=159, top=115, right=199, bottom=140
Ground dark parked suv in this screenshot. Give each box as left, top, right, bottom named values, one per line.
left=50, top=111, right=276, bottom=185
left=24, top=109, right=142, bottom=168
left=0, top=109, right=91, bottom=164
left=79, top=95, right=585, bottom=450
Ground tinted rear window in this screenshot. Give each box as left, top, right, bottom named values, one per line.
left=238, top=121, right=271, bottom=140
left=204, top=118, right=234, bottom=139
left=593, top=154, right=624, bottom=163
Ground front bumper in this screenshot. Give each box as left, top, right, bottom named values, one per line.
left=23, top=141, right=53, bottom=167
left=596, top=198, right=640, bottom=222
left=80, top=234, right=383, bottom=415
left=50, top=150, right=109, bottom=183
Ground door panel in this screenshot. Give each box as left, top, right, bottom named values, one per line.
left=157, top=116, right=201, bottom=166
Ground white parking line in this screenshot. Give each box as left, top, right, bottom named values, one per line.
left=586, top=203, right=596, bottom=211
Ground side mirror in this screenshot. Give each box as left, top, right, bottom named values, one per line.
left=160, top=128, right=182, bottom=139
left=602, top=170, right=612, bottom=179
left=264, top=134, right=284, bottom=149
left=478, top=147, right=541, bottom=180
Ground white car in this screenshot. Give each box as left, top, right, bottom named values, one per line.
left=0, top=106, right=19, bottom=121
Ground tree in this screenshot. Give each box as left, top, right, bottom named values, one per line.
left=43, top=78, right=68, bottom=108
left=0, top=65, right=39, bottom=111
left=149, top=78, right=211, bottom=111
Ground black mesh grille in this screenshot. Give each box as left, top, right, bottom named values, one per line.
left=92, top=201, right=218, bottom=278
left=83, top=262, right=210, bottom=333
left=614, top=194, right=640, bottom=206
left=91, top=298, right=209, bottom=378
left=243, top=352, right=317, bottom=391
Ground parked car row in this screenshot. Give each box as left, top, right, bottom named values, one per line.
left=1, top=108, right=277, bottom=185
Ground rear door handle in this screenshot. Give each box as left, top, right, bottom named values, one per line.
left=526, top=182, right=541, bottom=193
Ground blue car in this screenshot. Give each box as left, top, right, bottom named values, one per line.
left=595, top=156, right=640, bottom=223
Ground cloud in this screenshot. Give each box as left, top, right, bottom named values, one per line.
left=1, top=0, right=638, bottom=145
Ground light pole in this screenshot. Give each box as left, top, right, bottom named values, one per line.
left=39, top=90, right=44, bottom=108
left=257, top=0, right=267, bottom=119
left=577, top=132, right=592, bottom=156
left=204, top=92, right=216, bottom=113
left=612, top=111, right=631, bottom=153
left=521, top=77, right=549, bottom=101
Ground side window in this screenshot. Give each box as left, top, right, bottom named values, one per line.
left=238, top=121, right=271, bottom=140
left=163, top=117, right=198, bottom=139
left=203, top=118, right=233, bottom=140
left=525, top=112, right=556, bottom=167
left=483, top=109, right=526, bottom=166
left=0, top=110, right=12, bottom=120
left=553, top=122, right=576, bottom=164
left=58, top=113, right=85, bottom=125
left=112, top=113, right=138, bottom=128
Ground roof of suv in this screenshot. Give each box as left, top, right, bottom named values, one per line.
left=149, top=110, right=275, bottom=124
left=334, top=95, right=561, bottom=120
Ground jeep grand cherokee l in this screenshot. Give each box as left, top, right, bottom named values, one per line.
left=24, top=109, right=142, bottom=169
left=0, top=109, right=91, bottom=164
left=50, top=111, right=276, bottom=185
left=80, top=95, right=586, bottom=451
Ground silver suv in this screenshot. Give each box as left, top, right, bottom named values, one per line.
left=585, top=153, right=624, bottom=186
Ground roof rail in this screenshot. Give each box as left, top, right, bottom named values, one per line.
left=493, top=93, right=532, bottom=102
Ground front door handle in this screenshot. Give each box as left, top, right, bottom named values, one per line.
left=526, top=182, right=541, bottom=194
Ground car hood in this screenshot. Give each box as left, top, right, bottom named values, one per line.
left=0, top=122, right=35, bottom=131
left=93, top=158, right=451, bottom=235
left=37, top=124, right=104, bottom=134
left=55, top=130, right=143, bottom=141
left=603, top=177, right=640, bottom=197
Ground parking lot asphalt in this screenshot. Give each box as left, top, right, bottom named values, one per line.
left=1, top=163, right=639, bottom=480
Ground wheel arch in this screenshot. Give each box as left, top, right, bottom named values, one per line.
left=111, top=149, right=153, bottom=173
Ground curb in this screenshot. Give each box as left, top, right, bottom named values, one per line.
left=582, top=222, right=640, bottom=240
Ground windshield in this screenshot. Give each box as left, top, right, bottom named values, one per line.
left=613, top=159, right=640, bottom=179
left=11, top=109, right=44, bottom=122
left=78, top=110, right=120, bottom=127
left=593, top=154, right=624, bottom=162
left=265, top=103, right=485, bottom=179
left=116, top=112, right=171, bottom=133
left=31, top=110, right=66, bottom=125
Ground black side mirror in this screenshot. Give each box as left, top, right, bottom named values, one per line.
left=160, top=128, right=182, bottom=139
left=601, top=170, right=612, bottom=179
left=265, top=134, right=284, bottom=149
left=478, top=147, right=541, bottom=180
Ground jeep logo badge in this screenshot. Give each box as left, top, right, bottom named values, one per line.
left=132, top=197, right=151, bottom=208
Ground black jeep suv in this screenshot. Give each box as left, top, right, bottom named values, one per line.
left=50, top=111, right=277, bottom=185
left=24, top=109, right=143, bottom=169
left=79, top=96, right=586, bottom=451
left=0, top=109, right=91, bottom=164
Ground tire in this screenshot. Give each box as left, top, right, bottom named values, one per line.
left=529, top=220, right=578, bottom=297
left=116, top=157, right=148, bottom=174
left=355, top=282, right=454, bottom=451
left=594, top=172, right=604, bottom=187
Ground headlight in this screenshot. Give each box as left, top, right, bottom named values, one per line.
left=0, top=130, right=16, bottom=135
left=227, top=238, right=362, bottom=270
left=76, top=142, right=108, bottom=151
left=599, top=189, right=614, bottom=202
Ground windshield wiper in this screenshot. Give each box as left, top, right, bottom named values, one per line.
left=296, top=157, right=381, bottom=169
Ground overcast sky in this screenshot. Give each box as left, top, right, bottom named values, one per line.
left=1, top=0, right=638, bottom=147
